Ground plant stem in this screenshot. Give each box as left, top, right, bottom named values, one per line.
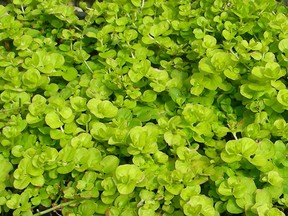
left=33, top=200, right=78, bottom=216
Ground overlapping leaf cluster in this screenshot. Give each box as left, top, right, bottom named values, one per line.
left=1, top=0, right=288, bottom=215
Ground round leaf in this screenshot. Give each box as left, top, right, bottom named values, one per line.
left=45, top=112, right=63, bottom=129
left=277, top=89, right=288, bottom=107
left=279, top=38, right=288, bottom=53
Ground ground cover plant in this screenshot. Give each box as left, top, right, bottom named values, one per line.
left=2, top=0, right=288, bottom=215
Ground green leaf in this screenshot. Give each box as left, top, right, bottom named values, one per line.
left=211, top=52, right=236, bottom=71
left=193, top=28, right=205, bottom=39
left=116, top=183, right=137, bottom=196
left=240, top=137, right=258, bottom=158
left=114, top=164, right=143, bottom=194
left=263, top=62, right=285, bottom=80
left=13, top=175, right=31, bottom=190
left=57, top=162, right=74, bottom=174
left=218, top=180, right=233, bottom=196
left=183, top=195, right=219, bottom=216
left=57, top=146, right=76, bottom=174
left=166, top=184, right=184, bottom=195
left=141, top=90, right=157, bottom=103
left=198, top=58, right=214, bottom=73
left=87, top=99, right=118, bottom=118
left=180, top=185, right=201, bottom=201
left=279, top=38, right=288, bottom=53
left=30, top=175, right=45, bottom=187
left=138, top=208, right=157, bottom=216
left=149, top=21, right=169, bottom=37
left=183, top=202, right=201, bottom=216
left=102, top=177, right=117, bottom=196
left=222, top=138, right=257, bottom=162
left=254, top=189, right=272, bottom=208
left=14, top=35, right=33, bottom=50
left=164, top=131, right=186, bottom=147
left=71, top=133, right=93, bottom=148
left=99, top=49, right=117, bottom=58
left=257, top=139, right=275, bottom=159
left=240, top=84, right=254, bottom=99
left=116, top=17, right=129, bottom=26
left=248, top=154, right=269, bottom=168
left=128, top=125, right=158, bottom=155
left=70, top=96, right=87, bottom=112
left=224, top=68, right=241, bottom=80
left=123, top=29, right=138, bottom=42
left=59, top=107, right=73, bottom=120
left=267, top=208, right=285, bottom=216
left=13, top=0, right=32, bottom=5
left=202, top=35, right=217, bottom=48
left=128, top=59, right=151, bottom=83
left=226, top=198, right=243, bottom=214
left=0, top=159, right=13, bottom=181
left=131, top=0, right=141, bottom=7
left=6, top=194, right=21, bottom=209
left=277, top=89, right=288, bottom=107
left=62, top=67, right=78, bottom=81
left=22, top=68, right=41, bottom=89
left=45, top=112, right=63, bottom=129
left=168, top=88, right=186, bottom=106
left=63, top=187, right=76, bottom=199
left=90, top=122, right=111, bottom=141
left=221, top=152, right=241, bottom=164
left=153, top=151, right=168, bottom=164
left=78, top=200, right=97, bottom=215
left=0, top=5, right=7, bottom=16
left=266, top=171, right=283, bottom=186
left=87, top=148, right=102, bottom=171
left=100, top=155, right=120, bottom=174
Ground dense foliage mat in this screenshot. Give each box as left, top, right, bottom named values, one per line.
left=2, top=0, right=288, bottom=215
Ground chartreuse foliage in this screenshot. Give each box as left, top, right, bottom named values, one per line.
left=2, top=0, right=288, bottom=215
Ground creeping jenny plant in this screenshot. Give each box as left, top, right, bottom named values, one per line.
left=1, top=0, right=288, bottom=215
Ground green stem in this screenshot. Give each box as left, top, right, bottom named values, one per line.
left=33, top=200, right=78, bottom=216
left=232, top=132, right=238, bottom=140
